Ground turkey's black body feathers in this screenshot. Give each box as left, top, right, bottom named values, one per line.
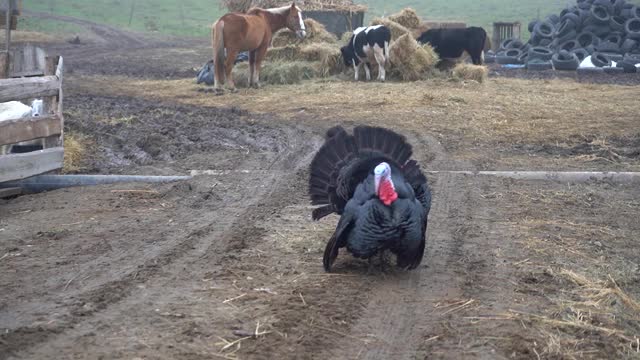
left=308, top=126, right=432, bottom=272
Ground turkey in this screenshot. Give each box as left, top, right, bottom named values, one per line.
left=308, top=125, right=432, bottom=272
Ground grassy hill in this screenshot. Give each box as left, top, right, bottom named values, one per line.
left=21, top=0, right=640, bottom=39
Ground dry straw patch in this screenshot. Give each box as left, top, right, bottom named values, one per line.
left=452, top=63, right=488, bottom=83
left=63, top=132, right=92, bottom=173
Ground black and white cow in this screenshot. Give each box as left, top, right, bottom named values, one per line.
left=340, top=25, right=391, bottom=81
left=417, top=27, right=488, bottom=65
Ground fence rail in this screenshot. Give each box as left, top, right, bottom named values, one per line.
left=0, top=52, right=64, bottom=184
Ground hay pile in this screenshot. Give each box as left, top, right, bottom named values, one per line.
left=232, top=61, right=318, bottom=87
left=452, top=63, right=488, bottom=83
left=232, top=19, right=342, bottom=86
left=222, top=0, right=367, bottom=12
left=370, top=17, right=411, bottom=41
left=388, top=8, right=421, bottom=29
left=388, top=34, right=439, bottom=81
left=272, top=18, right=337, bottom=47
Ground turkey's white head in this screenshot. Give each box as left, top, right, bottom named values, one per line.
left=374, top=162, right=398, bottom=206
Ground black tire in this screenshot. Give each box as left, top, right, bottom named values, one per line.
left=613, top=0, right=625, bottom=16
left=603, top=66, right=624, bottom=74
left=496, top=55, right=520, bottom=64
left=556, top=29, right=577, bottom=45
left=527, top=60, right=553, bottom=71
left=517, top=51, right=529, bottom=64
left=546, top=14, right=561, bottom=24
left=577, top=31, right=599, bottom=47
left=586, top=44, right=597, bottom=54
left=561, top=12, right=581, bottom=27
left=624, top=53, right=640, bottom=63
left=552, top=51, right=581, bottom=70
left=591, top=51, right=612, bottom=67
left=507, top=39, right=525, bottom=49
left=528, top=20, right=538, bottom=33
left=539, top=38, right=553, bottom=47
left=571, top=48, right=590, bottom=61
left=505, top=48, right=523, bottom=57
left=605, top=32, right=624, bottom=46
left=577, top=0, right=591, bottom=10
left=528, top=46, right=554, bottom=61
left=484, top=54, right=496, bottom=64
left=621, top=38, right=638, bottom=53
left=621, top=5, right=633, bottom=20
left=590, top=5, right=611, bottom=25
left=619, top=59, right=638, bottom=73
left=500, top=38, right=515, bottom=51
left=559, top=39, right=579, bottom=51
left=626, top=18, right=640, bottom=40
left=610, top=16, right=626, bottom=31
left=601, top=52, right=624, bottom=62
left=593, top=0, right=614, bottom=14
left=534, top=21, right=555, bottom=38
left=582, top=24, right=610, bottom=36
left=597, top=40, right=621, bottom=52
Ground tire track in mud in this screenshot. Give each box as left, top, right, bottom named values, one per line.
left=7, top=126, right=321, bottom=359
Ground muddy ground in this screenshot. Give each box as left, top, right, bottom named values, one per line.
left=1, top=13, right=640, bottom=360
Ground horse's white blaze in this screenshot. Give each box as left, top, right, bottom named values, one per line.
left=298, top=11, right=305, bottom=30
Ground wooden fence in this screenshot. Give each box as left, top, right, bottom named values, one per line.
left=0, top=52, right=64, bottom=185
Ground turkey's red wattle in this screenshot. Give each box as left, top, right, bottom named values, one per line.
left=378, top=179, right=398, bottom=206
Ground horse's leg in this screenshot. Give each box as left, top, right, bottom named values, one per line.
left=248, top=50, right=257, bottom=88
left=224, top=48, right=240, bottom=93
left=253, top=43, right=269, bottom=89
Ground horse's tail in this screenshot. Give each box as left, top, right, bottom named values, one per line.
left=212, top=19, right=226, bottom=85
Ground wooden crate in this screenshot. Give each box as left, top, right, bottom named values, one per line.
left=0, top=50, right=64, bottom=184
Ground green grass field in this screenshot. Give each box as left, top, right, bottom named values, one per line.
left=22, top=0, right=640, bottom=38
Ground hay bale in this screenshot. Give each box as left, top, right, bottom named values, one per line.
left=266, top=45, right=303, bottom=61
left=232, top=61, right=319, bottom=87
left=370, top=17, right=411, bottom=41
left=388, top=8, right=421, bottom=30
left=340, top=31, right=353, bottom=43
left=452, top=63, right=488, bottom=83
left=271, top=18, right=337, bottom=47
left=388, top=34, right=439, bottom=81
left=300, top=43, right=342, bottom=75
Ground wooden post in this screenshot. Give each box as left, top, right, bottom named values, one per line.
left=0, top=51, right=8, bottom=79
left=5, top=0, right=12, bottom=52
left=128, top=0, right=136, bottom=26
left=43, top=55, right=61, bottom=148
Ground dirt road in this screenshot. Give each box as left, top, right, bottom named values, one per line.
left=1, top=14, right=639, bottom=360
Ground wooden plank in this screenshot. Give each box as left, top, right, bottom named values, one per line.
left=0, top=51, right=7, bottom=79
left=0, top=114, right=62, bottom=146
left=0, top=75, right=60, bottom=102
left=9, top=69, right=44, bottom=77
left=0, top=186, right=21, bottom=198
left=0, top=147, right=63, bottom=183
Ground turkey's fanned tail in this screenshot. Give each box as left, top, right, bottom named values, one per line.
left=308, top=125, right=418, bottom=221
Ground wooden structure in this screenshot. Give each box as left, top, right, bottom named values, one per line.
left=492, top=21, right=521, bottom=51
left=0, top=52, right=64, bottom=185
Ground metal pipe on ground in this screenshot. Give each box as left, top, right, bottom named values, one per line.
left=0, top=174, right=192, bottom=193
left=426, top=171, right=640, bottom=184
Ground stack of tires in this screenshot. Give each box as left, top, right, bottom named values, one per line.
left=498, top=0, right=640, bottom=73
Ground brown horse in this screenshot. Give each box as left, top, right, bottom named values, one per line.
left=212, top=2, right=306, bottom=94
